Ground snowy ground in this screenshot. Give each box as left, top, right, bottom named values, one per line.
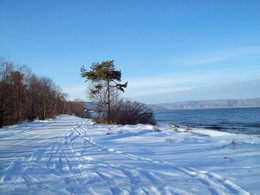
left=0, top=115, right=260, bottom=195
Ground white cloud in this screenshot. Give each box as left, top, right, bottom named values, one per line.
left=127, top=73, right=217, bottom=88
left=124, top=74, right=203, bottom=97
left=133, top=78, right=260, bottom=104
left=124, top=69, right=240, bottom=98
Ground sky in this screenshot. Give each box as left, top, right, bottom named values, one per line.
left=1, top=0, right=260, bottom=104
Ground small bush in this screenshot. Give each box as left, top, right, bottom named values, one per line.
left=102, top=99, right=156, bottom=125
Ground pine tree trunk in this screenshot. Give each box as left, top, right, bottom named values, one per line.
left=106, top=79, right=111, bottom=124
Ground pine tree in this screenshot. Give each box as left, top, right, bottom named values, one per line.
left=80, top=60, right=127, bottom=123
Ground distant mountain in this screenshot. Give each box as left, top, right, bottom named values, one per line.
left=150, top=98, right=260, bottom=110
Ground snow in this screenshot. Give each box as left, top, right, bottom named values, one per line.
left=0, top=115, right=260, bottom=194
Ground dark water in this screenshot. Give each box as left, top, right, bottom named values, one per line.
left=154, top=108, right=260, bottom=135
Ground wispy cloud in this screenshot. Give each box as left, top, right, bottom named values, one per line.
left=170, top=46, right=260, bottom=66
left=124, top=73, right=220, bottom=97
left=124, top=61, right=260, bottom=102
left=133, top=77, right=260, bottom=104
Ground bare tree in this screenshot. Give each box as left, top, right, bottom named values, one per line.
left=0, top=59, right=14, bottom=127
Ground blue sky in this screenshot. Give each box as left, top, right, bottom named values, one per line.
left=1, top=0, right=260, bottom=104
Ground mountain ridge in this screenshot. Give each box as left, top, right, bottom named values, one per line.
left=150, top=98, right=260, bottom=110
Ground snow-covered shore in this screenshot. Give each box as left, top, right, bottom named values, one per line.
left=0, top=115, right=259, bottom=194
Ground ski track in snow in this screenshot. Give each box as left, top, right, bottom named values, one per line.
left=74, top=124, right=250, bottom=195
left=0, top=115, right=252, bottom=194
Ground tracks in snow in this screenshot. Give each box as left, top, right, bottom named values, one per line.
left=74, top=123, right=250, bottom=195
left=0, top=117, right=250, bottom=194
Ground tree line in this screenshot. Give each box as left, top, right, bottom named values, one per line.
left=0, top=58, right=85, bottom=128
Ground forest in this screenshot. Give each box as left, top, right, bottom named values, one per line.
left=0, top=58, right=85, bottom=128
